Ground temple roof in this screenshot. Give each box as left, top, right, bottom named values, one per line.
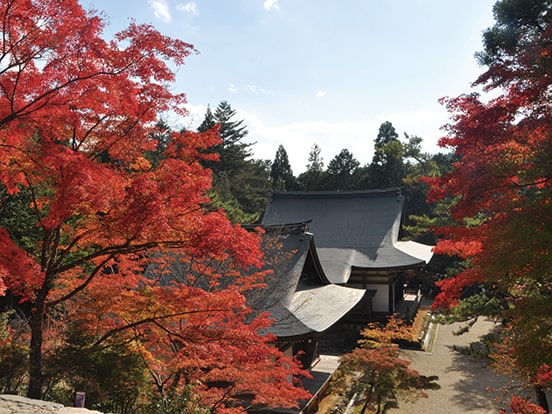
left=261, top=189, right=434, bottom=284
left=247, top=224, right=365, bottom=338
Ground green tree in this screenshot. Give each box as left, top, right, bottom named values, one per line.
left=366, top=121, right=405, bottom=189
left=45, top=325, right=149, bottom=414
left=306, top=142, right=324, bottom=172
left=197, top=105, right=216, bottom=133
left=199, top=101, right=253, bottom=174
left=475, top=0, right=552, bottom=67
left=333, top=315, right=439, bottom=414
left=324, top=148, right=360, bottom=190
left=198, top=102, right=271, bottom=222
left=0, top=310, right=27, bottom=394
left=297, top=143, right=326, bottom=190
left=270, top=145, right=297, bottom=190
left=209, top=158, right=272, bottom=223
left=400, top=136, right=455, bottom=245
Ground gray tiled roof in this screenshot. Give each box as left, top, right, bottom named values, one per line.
left=248, top=224, right=365, bottom=338
left=261, top=189, right=434, bottom=284
left=289, top=284, right=367, bottom=332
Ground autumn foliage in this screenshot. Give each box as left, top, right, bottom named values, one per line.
left=0, top=0, right=309, bottom=411
left=425, top=0, right=552, bottom=410
left=333, top=315, right=439, bottom=414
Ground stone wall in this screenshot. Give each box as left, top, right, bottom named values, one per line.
left=0, top=394, right=106, bottom=414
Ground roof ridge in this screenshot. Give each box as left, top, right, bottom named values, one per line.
left=270, top=188, right=403, bottom=199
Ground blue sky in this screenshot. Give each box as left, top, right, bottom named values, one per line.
left=80, top=0, right=496, bottom=174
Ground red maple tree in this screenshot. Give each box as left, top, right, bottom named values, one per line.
left=426, top=0, right=552, bottom=411
left=333, top=315, right=439, bottom=414
left=0, top=0, right=309, bottom=410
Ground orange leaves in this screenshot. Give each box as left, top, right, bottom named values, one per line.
left=1, top=0, right=102, bottom=125
left=73, top=273, right=311, bottom=411
left=60, top=244, right=306, bottom=410
left=129, top=156, right=152, bottom=172
left=433, top=238, right=483, bottom=258
left=39, top=145, right=122, bottom=231
left=429, top=5, right=552, bottom=411
left=506, top=396, right=548, bottom=414
left=535, top=365, right=552, bottom=388
left=359, top=314, right=416, bottom=348
left=429, top=58, right=552, bottom=313
left=0, top=0, right=194, bottom=162
left=115, top=21, right=196, bottom=81
left=432, top=267, right=484, bottom=310
left=0, top=228, right=43, bottom=299
left=336, top=315, right=439, bottom=412
left=0, top=0, right=309, bottom=408
left=340, top=346, right=406, bottom=377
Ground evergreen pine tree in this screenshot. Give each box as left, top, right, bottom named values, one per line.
left=366, top=121, right=405, bottom=189
left=198, top=102, right=270, bottom=222
left=270, top=145, right=297, bottom=190
left=325, top=148, right=360, bottom=191
left=199, top=102, right=253, bottom=174
left=306, top=143, right=324, bottom=172
left=197, top=105, right=216, bottom=133
left=297, top=143, right=326, bottom=190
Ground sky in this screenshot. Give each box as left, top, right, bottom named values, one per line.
left=80, top=0, right=497, bottom=174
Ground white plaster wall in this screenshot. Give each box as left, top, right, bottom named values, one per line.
left=372, top=284, right=389, bottom=313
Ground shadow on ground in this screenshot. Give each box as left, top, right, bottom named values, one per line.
left=387, top=319, right=518, bottom=414
left=444, top=346, right=513, bottom=411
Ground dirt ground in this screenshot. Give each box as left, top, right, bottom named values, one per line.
left=387, top=318, right=517, bottom=413
left=315, top=312, right=552, bottom=414
left=316, top=310, right=429, bottom=414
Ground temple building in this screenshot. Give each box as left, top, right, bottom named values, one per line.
left=260, top=188, right=434, bottom=321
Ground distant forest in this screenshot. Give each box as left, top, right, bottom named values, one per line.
left=170, top=100, right=454, bottom=244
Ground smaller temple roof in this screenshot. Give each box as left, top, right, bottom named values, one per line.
left=290, top=284, right=367, bottom=332
left=246, top=223, right=365, bottom=338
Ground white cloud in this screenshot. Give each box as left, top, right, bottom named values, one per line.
left=263, top=0, right=280, bottom=11
left=156, top=103, right=207, bottom=132
left=181, top=103, right=209, bottom=129
left=315, top=90, right=327, bottom=98
left=172, top=104, right=448, bottom=175
left=245, top=84, right=274, bottom=95
left=233, top=108, right=448, bottom=174
left=228, top=84, right=239, bottom=94
left=148, top=0, right=172, bottom=23
left=233, top=109, right=377, bottom=171
left=177, top=1, right=199, bottom=16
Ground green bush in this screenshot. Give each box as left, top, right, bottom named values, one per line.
left=0, top=311, right=28, bottom=394
left=45, top=327, right=149, bottom=414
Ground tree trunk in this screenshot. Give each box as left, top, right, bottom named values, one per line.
left=360, top=396, right=370, bottom=414
left=27, top=299, right=46, bottom=399
left=535, top=385, right=549, bottom=413
left=376, top=394, right=382, bottom=414
left=360, top=383, right=375, bottom=414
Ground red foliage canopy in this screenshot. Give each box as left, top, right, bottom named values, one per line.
left=426, top=0, right=552, bottom=408
left=0, top=0, right=309, bottom=409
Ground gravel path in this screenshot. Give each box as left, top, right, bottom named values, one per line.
left=388, top=317, right=517, bottom=413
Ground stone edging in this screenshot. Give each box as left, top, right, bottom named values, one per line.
left=0, top=394, right=106, bottom=413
